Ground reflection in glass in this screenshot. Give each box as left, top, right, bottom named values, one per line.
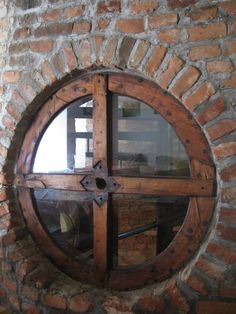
left=33, top=98, right=93, bottom=173
left=112, top=96, right=190, bottom=177
left=33, top=189, right=94, bottom=264
left=112, top=194, right=189, bottom=268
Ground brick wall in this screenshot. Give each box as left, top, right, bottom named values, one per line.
left=0, top=0, right=236, bottom=313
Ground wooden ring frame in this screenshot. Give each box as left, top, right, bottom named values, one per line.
left=15, top=73, right=216, bottom=290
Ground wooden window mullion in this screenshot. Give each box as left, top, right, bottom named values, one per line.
left=92, top=75, right=109, bottom=284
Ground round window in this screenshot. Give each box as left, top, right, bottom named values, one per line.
left=15, top=73, right=216, bottom=290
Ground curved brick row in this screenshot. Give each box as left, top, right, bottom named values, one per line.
left=0, top=1, right=236, bottom=313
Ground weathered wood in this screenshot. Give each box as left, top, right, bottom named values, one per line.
left=56, top=77, right=92, bottom=103
left=108, top=74, right=214, bottom=167
left=92, top=75, right=109, bottom=285
left=14, top=174, right=88, bottom=191
left=114, top=176, right=214, bottom=197
left=92, top=75, right=108, bottom=165
left=15, top=73, right=216, bottom=290
left=17, top=188, right=95, bottom=284
left=108, top=196, right=214, bottom=290
left=93, top=199, right=108, bottom=285
left=17, top=78, right=92, bottom=174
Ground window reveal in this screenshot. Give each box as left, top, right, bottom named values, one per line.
left=14, top=73, right=216, bottom=290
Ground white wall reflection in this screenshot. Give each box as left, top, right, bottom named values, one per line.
left=33, top=110, right=68, bottom=173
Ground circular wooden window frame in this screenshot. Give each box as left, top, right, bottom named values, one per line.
left=14, top=73, right=216, bottom=290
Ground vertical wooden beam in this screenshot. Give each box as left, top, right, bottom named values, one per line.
left=93, top=75, right=107, bottom=165
left=92, top=75, right=108, bottom=284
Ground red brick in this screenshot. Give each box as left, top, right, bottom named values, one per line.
left=116, top=19, right=144, bottom=33
left=188, top=22, right=227, bottom=41
left=0, top=44, right=6, bottom=54
left=129, top=40, right=150, bottom=68
left=25, top=267, right=56, bottom=289
left=207, top=119, right=236, bottom=141
left=206, top=60, right=233, bottom=73
left=219, top=284, right=236, bottom=298
left=118, top=37, right=136, bottom=68
left=34, top=23, right=73, bottom=37
left=103, top=37, right=118, bottom=65
left=187, top=275, right=209, bottom=295
left=145, top=45, right=167, bottom=76
left=52, top=52, right=65, bottom=75
left=97, top=0, right=121, bottom=13
left=44, top=294, right=66, bottom=310
left=220, top=1, right=236, bottom=15
left=64, top=6, right=85, bottom=18
left=166, top=282, right=190, bottom=313
left=196, top=301, right=236, bottom=314
left=79, top=40, right=91, bottom=68
left=207, top=241, right=236, bottom=264
left=73, top=21, right=92, bottom=33
left=149, top=14, right=178, bottom=28
left=197, top=98, right=225, bottom=125
left=219, top=207, right=236, bottom=223
left=13, top=28, right=29, bottom=40
left=9, top=42, right=29, bottom=54
left=63, top=47, right=77, bottom=71
left=41, top=60, right=56, bottom=83
left=22, top=285, right=39, bottom=301
left=29, top=40, right=53, bottom=52
left=21, top=303, right=40, bottom=314
left=9, top=295, right=21, bottom=311
left=2, top=228, right=27, bottom=247
left=222, top=187, right=236, bottom=206
left=0, top=144, right=7, bottom=159
left=212, top=142, right=236, bottom=159
left=137, top=296, right=165, bottom=312
left=20, top=13, right=38, bottom=25
left=11, top=90, right=26, bottom=108
left=158, top=28, right=181, bottom=43
left=93, top=36, right=105, bottom=59
left=232, top=21, right=236, bottom=34
left=6, top=103, right=22, bottom=121
left=3, top=71, right=20, bottom=83
left=0, top=203, right=9, bottom=217
left=103, top=297, right=132, bottom=314
left=189, top=45, right=221, bottom=61
left=221, top=75, right=236, bottom=89
left=130, top=0, right=157, bottom=14
left=195, top=258, right=225, bottom=281
left=168, top=0, right=197, bottom=9
left=170, top=66, right=200, bottom=98
left=158, top=55, right=184, bottom=89
left=0, top=187, right=7, bottom=201
left=18, top=84, right=36, bottom=104
left=184, top=82, right=215, bottom=111
left=68, top=293, right=93, bottom=313
left=224, top=40, right=236, bottom=56
left=0, top=19, right=7, bottom=28
left=221, top=163, right=236, bottom=181
left=96, top=18, right=110, bottom=30
left=41, top=9, right=61, bottom=22
left=217, top=223, right=236, bottom=243
left=189, top=7, right=217, bottom=21
left=5, top=278, right=17, bottom=292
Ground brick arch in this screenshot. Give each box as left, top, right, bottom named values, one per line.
left=1, top=34, right=236, bottom=312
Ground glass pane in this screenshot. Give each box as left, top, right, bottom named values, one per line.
left=33, top=189, right=94, bottom=265
left=112, top=194, right=189, bottom=268
left=112, top=96, right=190, bottom=177
left=33, top=98, right=93, bottom=173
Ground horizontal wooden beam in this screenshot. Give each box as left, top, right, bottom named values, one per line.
left=14, top=174, right=89, bottom=191
left=114, top=176, right=215, bottom=197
